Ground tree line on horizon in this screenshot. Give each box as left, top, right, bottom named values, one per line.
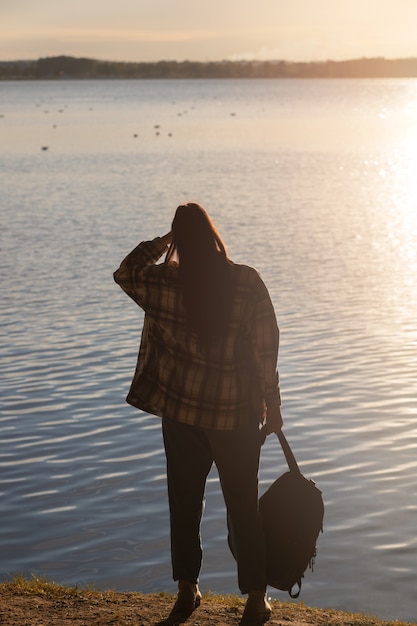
left=2, top=55, right=417, bottom=79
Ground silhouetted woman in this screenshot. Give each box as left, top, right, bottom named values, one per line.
left=114, top=203, right=282, bottom=623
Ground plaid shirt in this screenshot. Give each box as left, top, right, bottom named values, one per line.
left=114, top=237, right=281, bottom=430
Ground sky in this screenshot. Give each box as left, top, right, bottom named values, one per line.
left=2, top=0, right=417, bottom=63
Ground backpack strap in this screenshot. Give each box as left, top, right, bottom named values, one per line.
left=277, top=430, right=302, bottom=475
left=288, top=581, right=302, bottom=599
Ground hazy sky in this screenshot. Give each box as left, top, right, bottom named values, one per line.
left=2, top=0, right=417, bottom=62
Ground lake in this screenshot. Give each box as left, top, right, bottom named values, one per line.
left=0, top=78, right=417, bottom=622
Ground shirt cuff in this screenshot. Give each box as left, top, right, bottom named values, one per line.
left=266, top=392, right=281, bottom=407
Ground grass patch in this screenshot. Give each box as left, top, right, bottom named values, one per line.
left=0, top=574, right=415, bottom=626
left=2, top=573, right=99, bottom=598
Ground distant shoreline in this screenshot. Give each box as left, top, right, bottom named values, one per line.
left=2, top=55, right=417, bottom=80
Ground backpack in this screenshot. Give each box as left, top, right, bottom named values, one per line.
left=259, top=430, right=324, bottom=598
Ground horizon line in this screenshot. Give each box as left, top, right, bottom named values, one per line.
left=3, top=53, right=417, bottom=65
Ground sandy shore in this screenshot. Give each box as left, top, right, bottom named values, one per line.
left=0, top=579, right=414, bottom=626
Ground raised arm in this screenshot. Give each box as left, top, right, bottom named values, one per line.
left=113, top=233, right=171, bottom=304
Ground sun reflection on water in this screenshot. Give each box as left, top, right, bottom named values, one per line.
left=2, top=77, right=417, bottom=622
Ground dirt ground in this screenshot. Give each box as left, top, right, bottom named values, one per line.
left=0, top=584, right=413, bottom=626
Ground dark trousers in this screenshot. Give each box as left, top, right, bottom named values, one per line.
left=162, top=416, right=267, bottom=594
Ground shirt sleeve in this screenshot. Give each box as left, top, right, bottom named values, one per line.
left=113, top=237, right=169, bottom=305
left=250, top=272, right=281, bottom=408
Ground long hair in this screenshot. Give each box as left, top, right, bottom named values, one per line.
left=165, top=203, right=233, bottom=347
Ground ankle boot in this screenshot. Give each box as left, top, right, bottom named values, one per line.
left=241, top=590, right=272, bottom=623
left=170, top=580, right=202, bottom=616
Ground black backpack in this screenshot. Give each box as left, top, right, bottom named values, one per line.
left=227, top=429, right=324, bottom=598
left=259, top=430, right=324, bottom=598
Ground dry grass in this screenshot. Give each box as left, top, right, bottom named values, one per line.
left=0, top=575, right=414, bottom=626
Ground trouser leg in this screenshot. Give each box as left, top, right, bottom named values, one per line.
left=162, top=417, right=213, bottom=584
left=205, top=420, right=267, bottom=594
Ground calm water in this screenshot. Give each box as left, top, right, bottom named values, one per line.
left=1, top=79, right=417, bottom=622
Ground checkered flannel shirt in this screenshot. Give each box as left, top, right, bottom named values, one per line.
left=114, top=237, right=281, bottom=430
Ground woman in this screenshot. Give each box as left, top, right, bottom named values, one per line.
left=114, top=203, right=283, bottom=623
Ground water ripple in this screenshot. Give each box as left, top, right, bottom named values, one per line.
left=1, top=79, right=417, bottom=622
